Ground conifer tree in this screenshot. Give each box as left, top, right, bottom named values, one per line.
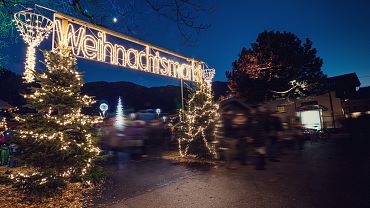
left=226, top=31, right=326, bottom=101
left=114, top=96, right=125, bottom=131
left=176, top=81, right=220, bottom=159
left=12, top=47, right=101, bottom=195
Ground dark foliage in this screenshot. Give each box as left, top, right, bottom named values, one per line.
left=226, top=31, right=327, bottom=101
left=341, top=114, right=370, bottom=139
left=0, top=67, right=26, bottom=106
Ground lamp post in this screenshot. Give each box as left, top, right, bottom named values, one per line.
left=155, top=108, right=161, bottom=117
left=99, top=103, right=109, bottom=118
left=181, top=77, right=184, bottom=113
left=177, top=66, right=185, bottom=119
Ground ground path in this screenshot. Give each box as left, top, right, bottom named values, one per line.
left=92, top=136, right=370, bottom=208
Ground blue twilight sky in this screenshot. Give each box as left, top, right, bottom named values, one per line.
left=3, top=0, right=370, bottom=87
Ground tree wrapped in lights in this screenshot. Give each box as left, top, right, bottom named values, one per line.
left=176, top=74, right=220, bottom=159
left=12, top=47, right=101, bottom=195
left=114, top=96, right=125, bottom=131
left=226, top=31, right=326, bottom=102
left=0, top=117, right=7, bottom=131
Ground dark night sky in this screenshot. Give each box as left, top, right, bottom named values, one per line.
left=3, top=0, right=370, bottom=87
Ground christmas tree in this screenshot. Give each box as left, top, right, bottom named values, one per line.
left=12, top=47, right=101, bottom=195
left=176, top=80, right=220, bottom=159
left=226, top=31, right=326, bottom=101
left=114, top=96, right=125, bottom=131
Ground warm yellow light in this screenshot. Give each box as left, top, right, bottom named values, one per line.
left=177, top=71, right=219, bottom=159
left=53, top=17, right=204, bottom=82
left=12, top=47, right=101, bottom=186
left=13, top=10, right=54, bottom=83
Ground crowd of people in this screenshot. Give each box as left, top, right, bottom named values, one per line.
left=221, top=105, right=305, bottom=170
left=98, top=116, right=170, bottom=162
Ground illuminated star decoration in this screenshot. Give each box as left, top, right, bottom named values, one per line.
left=13, top=9, right=54, bottom=83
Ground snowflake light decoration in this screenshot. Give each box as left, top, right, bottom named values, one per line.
left=14, top=10, right=54, bottom=82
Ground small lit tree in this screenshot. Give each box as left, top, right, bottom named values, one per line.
left=176, top=79, right=220, bottom=159
left=114, top=96, right=125, bottom=131
left=12, top=47, right=101, bottom=195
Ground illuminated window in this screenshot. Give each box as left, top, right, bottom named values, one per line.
left=276, top=105, right=286, bottom=113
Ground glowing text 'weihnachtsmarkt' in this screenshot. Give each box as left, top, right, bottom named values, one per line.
left=52, top=14, right=203, bottom=82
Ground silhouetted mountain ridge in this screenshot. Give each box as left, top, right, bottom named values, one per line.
left=82, top=81, right=228, bottom=114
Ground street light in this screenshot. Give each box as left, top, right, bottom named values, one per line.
left=130, top=113, right=136, bottom=120
left=155, top=108, right=161, bottom=117
left=162, top=116, right=167, bottom=122
left=99, top=103, right=109, bottom=118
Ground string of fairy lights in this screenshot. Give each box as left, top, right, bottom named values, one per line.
left=177, top=68, right=220, bottom=159
left=11, top=47, right=101, bottom=185
left=10, top=7, right=220, bottom=189
left=13, top=9, right=54, bottom=83
left=0, top=118, right=7, bottom=131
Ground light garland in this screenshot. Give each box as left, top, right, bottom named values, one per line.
left=176, top=68, right=220, bottom=159
left=0, top=118, right=7, bottom=132
left=270, top=79, right=308, bottom=96
left=13, top=10, right=54, bottom=83
left=13, top=46, right=101, bottom=188
left=53, top=14, right=204, bottom=83
left=114, top=96, right=125, bottom=131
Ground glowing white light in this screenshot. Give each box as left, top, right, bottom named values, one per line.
left=14, top=10, right=54, bottom=82
left=162, top=116, right=167, bottom=122
left=155, top=108, right=161, bottom=116
left=99, top=103, right=108, bottom=111
left=203, top=68, right=215, bottom=84
left=130, top=113, right=136, bottom=120
left=300, top=110, right=322, bottom=130
left=113, top=17, right=117, bottom=23
left=99, top=103, right=108, bottom=117
left=114, top=97, right=125, bottom=131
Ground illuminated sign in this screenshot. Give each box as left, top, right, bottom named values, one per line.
left=52, top=13, right=204, bottom=82
left=276, top=105, right=286, bottom=113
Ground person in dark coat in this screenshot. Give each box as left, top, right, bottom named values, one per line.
left=250, top=105, right=269, bottom=170
left=267, top=112, right=283, bottom=162
left=223, top=111, right=238, bottom=168
left=292, top=117, right=305, bottom=150
left=234, top=113, right=248, bottom=165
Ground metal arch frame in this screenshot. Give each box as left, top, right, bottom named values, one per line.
left=33, top=5, right=215, bottom=114
left=51, top=12, right=205, bottom=83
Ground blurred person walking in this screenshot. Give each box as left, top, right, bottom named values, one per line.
left=267, top=111, right=283, bottom=162
left=250, top=105, right=269, bottom=170
left=292, top=117, right=305, bottom=150
left=234, top=113, right=249, bottom=165
left=222, top=111, right=238, bottom=168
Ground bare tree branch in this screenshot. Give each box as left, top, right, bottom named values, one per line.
left=145, top=0, right=210, bottom=43
left=70, top=0, right=96, bottom=24
left=1, top=0, right=211, bottom=43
